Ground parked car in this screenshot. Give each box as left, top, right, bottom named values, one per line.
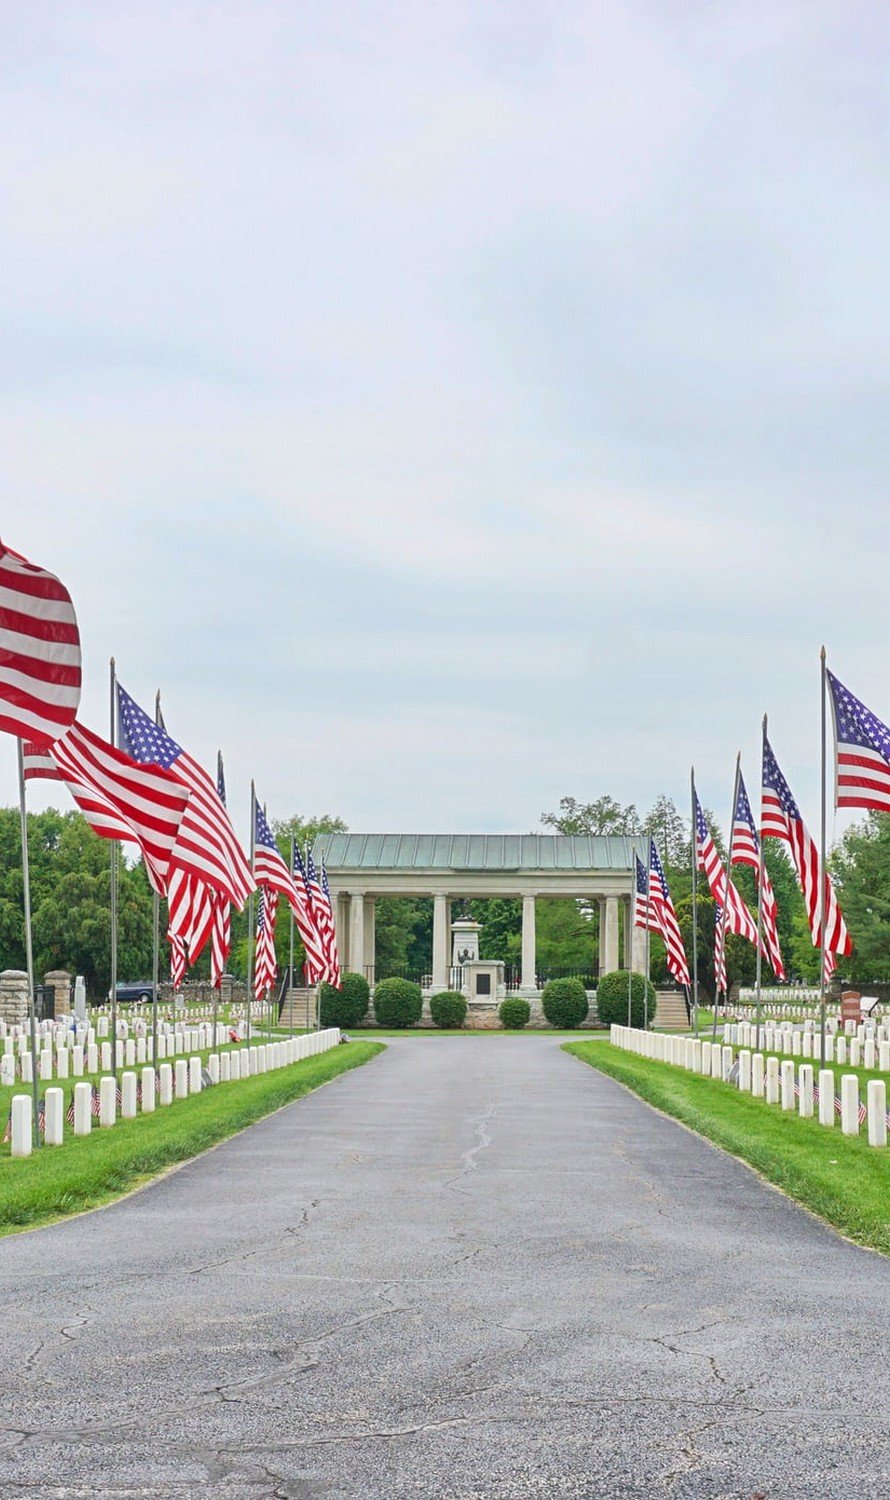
left=114, top=981, right=156, bottom=1005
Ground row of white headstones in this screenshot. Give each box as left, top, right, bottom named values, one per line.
left=610, top=1024, right=888, bottom=1148
left=724, top=1020, right=890, bottom=1072
left=0, top=1016, right=251, bottom=1085
left=6, top=1028, right=342, bottom=1158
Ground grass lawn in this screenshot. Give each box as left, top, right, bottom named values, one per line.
left=0, top=1040, right=384, bottom=1237
left=566, top=1040, right=890, bottom=1256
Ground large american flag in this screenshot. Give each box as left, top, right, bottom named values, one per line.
left=169, top=932, right=186, bottom=989
left=694, top=791, right=762, bottom=950
left=254, top=887, right=279, bottom=1001
left=26, top=721, right=189, bottom=894
left=117, top=685, right=252, bottom=908
left=761, top=733, right=851, bottom=957
left=253, top=801, right=328, bottom=982
left=826, top=669, right=890, bottom=815
left=307, top=846, right=341, bottom=986
left=714, top=904, right=728, bottom=995
left=636, top=839, right=690, bottom=988
left=293, top=843, right=332, bottom=984
left=210, top=752, right=232, bottom=989
left=0, top=541, right=81, bottom=744
left=730, top=770, right=786, bottom=981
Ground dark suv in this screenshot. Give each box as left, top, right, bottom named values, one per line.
left=114, top=981, right=156, bottom=1005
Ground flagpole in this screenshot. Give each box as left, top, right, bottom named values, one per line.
left=265, top=804, right=274, bottom=1041
left=17, top=740, right=42, bottom=1146
left=150, top=689, right=162, bottom=1068
left=644, top=843, right=651, bottom=1030
left=289, top=836, right=296, bottom=1038
left=819, top=647, right=828, bottom=1067
left=212, top=749, right=223, bottom=1054
left=109, top=658, right=119, bottom=1091
left=713, top=753, right=740, bottom=1040
left=246, top=781, right=256, bottom=1048
left=690, top=768, right=699, bottom=1039
left=627, top=859, right=634, bottom=1028
left=755, top=714, right=767, bottom=1053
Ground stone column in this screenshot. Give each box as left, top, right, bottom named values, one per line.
left=631, top=921, right=647, bottom=974
left=349, top=893, right=365, bottom=981
left=603, top=897, right=620, bottom=975
left=45, top=970, right=72, bottom=1015
left=0, top=971, right=28, bottom=1028
left=432, top=894, right=449, bottom=991
left=336, top=894, right=350, bottom=969
left=521, top=894, right=536, bottom=992
left=597, top=901, right=606, bottom=976
left=363, top=897, right=376, bottom=985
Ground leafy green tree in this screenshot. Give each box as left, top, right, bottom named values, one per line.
left=540, top=795, right=641, bottom=836
left=642, top=795, right=689, bottom=871
left=831, top=814, right=890, bottom=984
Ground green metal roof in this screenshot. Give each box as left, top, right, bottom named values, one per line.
left=312, top=833, right=647, bottom=872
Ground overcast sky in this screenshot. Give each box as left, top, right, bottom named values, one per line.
left=2, top=2, right=888, bottom=845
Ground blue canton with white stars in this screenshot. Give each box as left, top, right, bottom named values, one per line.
left=762, top=736, right=800, bottom=819
left=117, top=685, right=183, bottom=767
left=827, top=669, right=890, bottom=758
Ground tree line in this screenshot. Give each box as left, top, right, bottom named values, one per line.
left=1, top=794, right=886, bottom=998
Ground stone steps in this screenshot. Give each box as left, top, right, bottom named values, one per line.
left=278, top=988, right=318, bottom=1029
left=654, top=991, right=689, bottom=1031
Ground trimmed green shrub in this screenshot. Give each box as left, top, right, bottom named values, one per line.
left=373, top=977, right=423, bottom=1028
left=595, top=970, right=657, bottom=1030
left=319, top=971, right=370, bottom=1029
left=499, top=997, right=531, bottom=1030
left=429, top=991, right=468, bottom=1028
left=541, top=977, right=589, bottom=1029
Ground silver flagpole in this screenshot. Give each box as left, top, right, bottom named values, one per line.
left=644, top=851, right=651, bottom=1031
left=17, top=740, right=41, bottom=1145
left=265, top=803, right=274, bottom=1042
left=691, top=768, right=699, bottom=1039
left=289, top=835, right=296, bottom=1037
left=212, top=749, right=223, bottom=1054
left=109, top=658, right=119, bottom=1090
left=713, top=753, right=740, bottom=1041
left=246, top=781, right=256, bottom=1048
left=627, top=857, right=634, bottom=1028
left=755, top=715, right=767, bottom=1053
left=150, top=689, right=162, bottom=1068
left=819, top=647, right=828, bottom=1067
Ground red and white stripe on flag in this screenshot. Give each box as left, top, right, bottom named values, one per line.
left=23, top=741, right=138, bottom=847
left=254, top=889, right=279, bottom=1001
left=0, top=541, right=81, bottom=744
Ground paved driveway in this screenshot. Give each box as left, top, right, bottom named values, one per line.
left=0, top=1036, right=886, bottom=1498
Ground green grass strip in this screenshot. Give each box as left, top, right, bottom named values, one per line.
left=0, top=1041, right=384, bottom=1237
left=565, top=1040, right=890, bottom=1256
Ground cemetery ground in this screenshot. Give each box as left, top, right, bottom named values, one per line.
left=0, top=1040, right=382, bottom=1234
left=0, top=1036, right=887, bottom=1498
left=568, top=1041, right=890, bottom=1256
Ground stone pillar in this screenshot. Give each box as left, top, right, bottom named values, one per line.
left=597, top=901, right=605, bottom=976
left=622, top=899, right=633, bottom=968
left=0, top=971, right=29, bottom=1028
left=631, top=919, right=647, bottom=974
left=432, top=894, right=449, bottom=991
left=520, top=895, right=536, bottom=993
left=44, top=970, right=72, bottom=1014
left=363, top=897, right=376, bottom=985
left=603, top=897, right=620, bottom=975
left=349, top=893, right=365, bottom=982
left=336, top=894, right=350, bottom=969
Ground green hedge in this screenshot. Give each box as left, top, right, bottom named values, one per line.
left=541, top=977, right=589, bottom=1029
left=319, top=971, right=370, bottom=1029
left=429, top=991, right=468, bottom=1028
left=595, top=970, right=657, bottom=1030
left=373, top=977, right=423, bottom=1028
left=498, top=997, right=530, bottom=1030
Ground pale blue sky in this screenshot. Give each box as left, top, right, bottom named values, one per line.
left=2, top=2, right=888, bottom=844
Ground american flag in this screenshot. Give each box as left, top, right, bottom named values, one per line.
left=293, top=843, right=332, bottom=984
left=30, top=721, right=189, bottom=894
left=694, top=791, right=762, bottom=951
left=637, top=839, right=690, bottom=988
left=168, top=932, right=186, bottom=989
left=730, top=770, right=786, bottom=982
left=117, top=685, right=252, bottom=909
left=254, top=886, right=279, bottom=1001
left=761, top=733, right=851, bottom=956
left=23, top=741, right=139, bottom=845
left=0, top=541, right=81, bottom=744
left=307, top=846, right=341, bottom=986
left=253, top=799, right=303, bottom=910
left=826, top=669, right=890, bottom=815
left=714, top=904, right=728, bottom=995
left=210, top=752, right=232, bottom=989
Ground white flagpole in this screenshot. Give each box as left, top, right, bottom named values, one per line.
left=755, top=715, right=767, bottom=1053
left=627, top=855, right=635, bottom=1028
left=289, top=835, right=296, bottom=1037
left=16, top=740, right=41, bottom=1145
left=690, top=768, right=699, bottom=1038
left=212, top=749, right=223, bottom=1052
left=819, top=647, right=828, bottom=1067
left=150, top=689, right=162, bottom=1068
left=713, top=753, right=740, bottom=1040
left=644, top=843, right=651, bottom=1030
left=246, top=781, right=256, bottom=1046
left=109, top=658, right=119, bottom=1090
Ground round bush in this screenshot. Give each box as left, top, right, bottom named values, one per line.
left=595, top=970, right=657, bottom=1030
left=319, top=970, right=370, bottom=1029
left=429, top=991, right=468, bottom=1028
left=499, top=997, right=531, bottom=1030
left=541, top=977, right=589, bottom=1029
left=373, top=977, right=423, bottom=1028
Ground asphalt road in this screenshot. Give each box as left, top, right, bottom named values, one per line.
left=0, top=1036, right=887, bottom=1499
